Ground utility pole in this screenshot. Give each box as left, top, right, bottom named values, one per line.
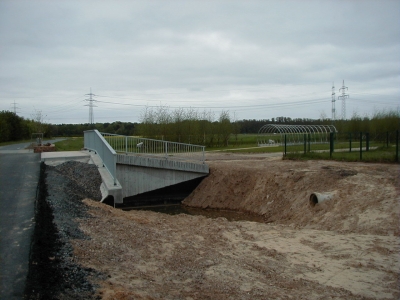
left=338, top=80, right=349, bottom=120
left=11, top=100, right=19, bottom=114
left=331, top=82, right=336, bottom=121
left=85, top=88, right=97, bottom=124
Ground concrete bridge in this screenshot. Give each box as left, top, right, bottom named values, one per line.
left=83, top=130, right=209, bottom=205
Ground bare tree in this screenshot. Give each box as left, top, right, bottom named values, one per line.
left=31, top=109, right=47, bottom=134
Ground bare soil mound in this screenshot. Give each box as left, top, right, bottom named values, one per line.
left=184, top=158, right=399, bottom=236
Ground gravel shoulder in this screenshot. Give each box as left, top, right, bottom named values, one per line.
left=27, top=154, right=400, bottom=299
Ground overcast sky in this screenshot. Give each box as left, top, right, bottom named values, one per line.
left=0, top=0, right=399, bottom=124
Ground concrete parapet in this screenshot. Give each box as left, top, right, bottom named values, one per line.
left=116, top=154, right=209, bottom=174
left=41, top=151, right=91, bottom=165
left=87, top=151, right=123, bottom=204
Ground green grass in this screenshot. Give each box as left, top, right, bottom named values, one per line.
left=54, top=137, right=84, bottom=151
left=51, top=135, right=398, bottom=163
left=209, top=138, right=398, bottom=163
left=284, top=146, right=398, bottom=163
left=228, top=134, right=259, bottom=144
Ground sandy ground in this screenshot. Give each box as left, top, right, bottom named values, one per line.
left=71, top=153, right=399, bottom=299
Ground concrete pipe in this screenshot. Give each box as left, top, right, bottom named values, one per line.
left=309, top=192, right=335, bottom=207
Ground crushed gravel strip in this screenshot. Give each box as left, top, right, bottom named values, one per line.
left=25, top=161, right=103, bottom=299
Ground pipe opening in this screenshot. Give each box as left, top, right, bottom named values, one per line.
left=309, top=191, right=335, bottom=207
left=309, top=193, right=319, bottom=207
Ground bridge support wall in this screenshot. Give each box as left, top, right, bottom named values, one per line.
left=116, top=154, right=209, bottom=199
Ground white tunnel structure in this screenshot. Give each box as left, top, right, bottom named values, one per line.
left=257, top=124, right=337, bottom=146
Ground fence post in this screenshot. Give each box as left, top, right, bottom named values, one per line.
left=308, top=133, right=311, bottom=152
left=359, top=132, right=363, bottom=160
left=303, top=134, right=306, bottom=154
left=284, top=135, right=287, bottom=156
left=366, top=132, right=370, bottom=151
left=349, top=133, right=352, bottom=152
left=396, top=130, right=399, bottom=163
left=329, top=132, right=334, bottom=158
left=165, top=141, right=168, bottom=159
left=125, top=136, right=128, bottom=154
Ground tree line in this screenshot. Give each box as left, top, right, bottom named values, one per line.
left=134, top=106, right=399, bottom=147
left=1, top=108, right=399, bottom=145
left=135, top=107, right=236, bottom=147
left=51, top=121, right=136, bottom=137
left=0, top=110, right=136, bottom=143
left=0, top=110, right=46, bottom=143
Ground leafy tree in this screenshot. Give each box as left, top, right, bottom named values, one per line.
left=0, top=111, right=26, bottom=142
left=218, top=110, right=232, bottom=146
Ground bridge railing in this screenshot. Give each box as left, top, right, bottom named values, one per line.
left=100, top=132, right=206, bottom=163
left=84, top=130, right=117, bottom=185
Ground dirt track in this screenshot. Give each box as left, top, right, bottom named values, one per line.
left=69, top=153, right=399, bottom=299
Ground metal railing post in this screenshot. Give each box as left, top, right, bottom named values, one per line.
left=113, top=154, right=117, bottom=185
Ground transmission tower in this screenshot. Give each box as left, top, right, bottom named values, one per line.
left=85, top=88, right=97, bottom=124
left=10, top=100, right=20, bottom=114
left=331, top=82, right=336, bottom=121
left=338, top=80, right=349, bottom=120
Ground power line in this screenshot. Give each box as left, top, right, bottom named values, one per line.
left=94, top=97, right=330, bottom=110
left=94, top=90, right=329, bottom=103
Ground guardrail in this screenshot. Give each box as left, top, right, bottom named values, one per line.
left=101, top=132, right=206, bottom=164
left=84, top=130, right=117, bottom=185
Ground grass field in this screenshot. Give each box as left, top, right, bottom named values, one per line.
left=3, top=134, right=397, bottom=163
left=284, top=146, right=398, bottom=163
left=54, top=137, right=84, bottom=151
left=209, top=137, right=398, bottom=163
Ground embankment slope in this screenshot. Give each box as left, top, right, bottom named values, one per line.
left=184, top=158, right=399, bottom=235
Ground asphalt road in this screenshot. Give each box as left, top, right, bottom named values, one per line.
left=0, top=152, right=40, bottom=299
left=0, top=138, right=66, bottom=151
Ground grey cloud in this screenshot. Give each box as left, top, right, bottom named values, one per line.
left=0, top=0, right=398, bottom=123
